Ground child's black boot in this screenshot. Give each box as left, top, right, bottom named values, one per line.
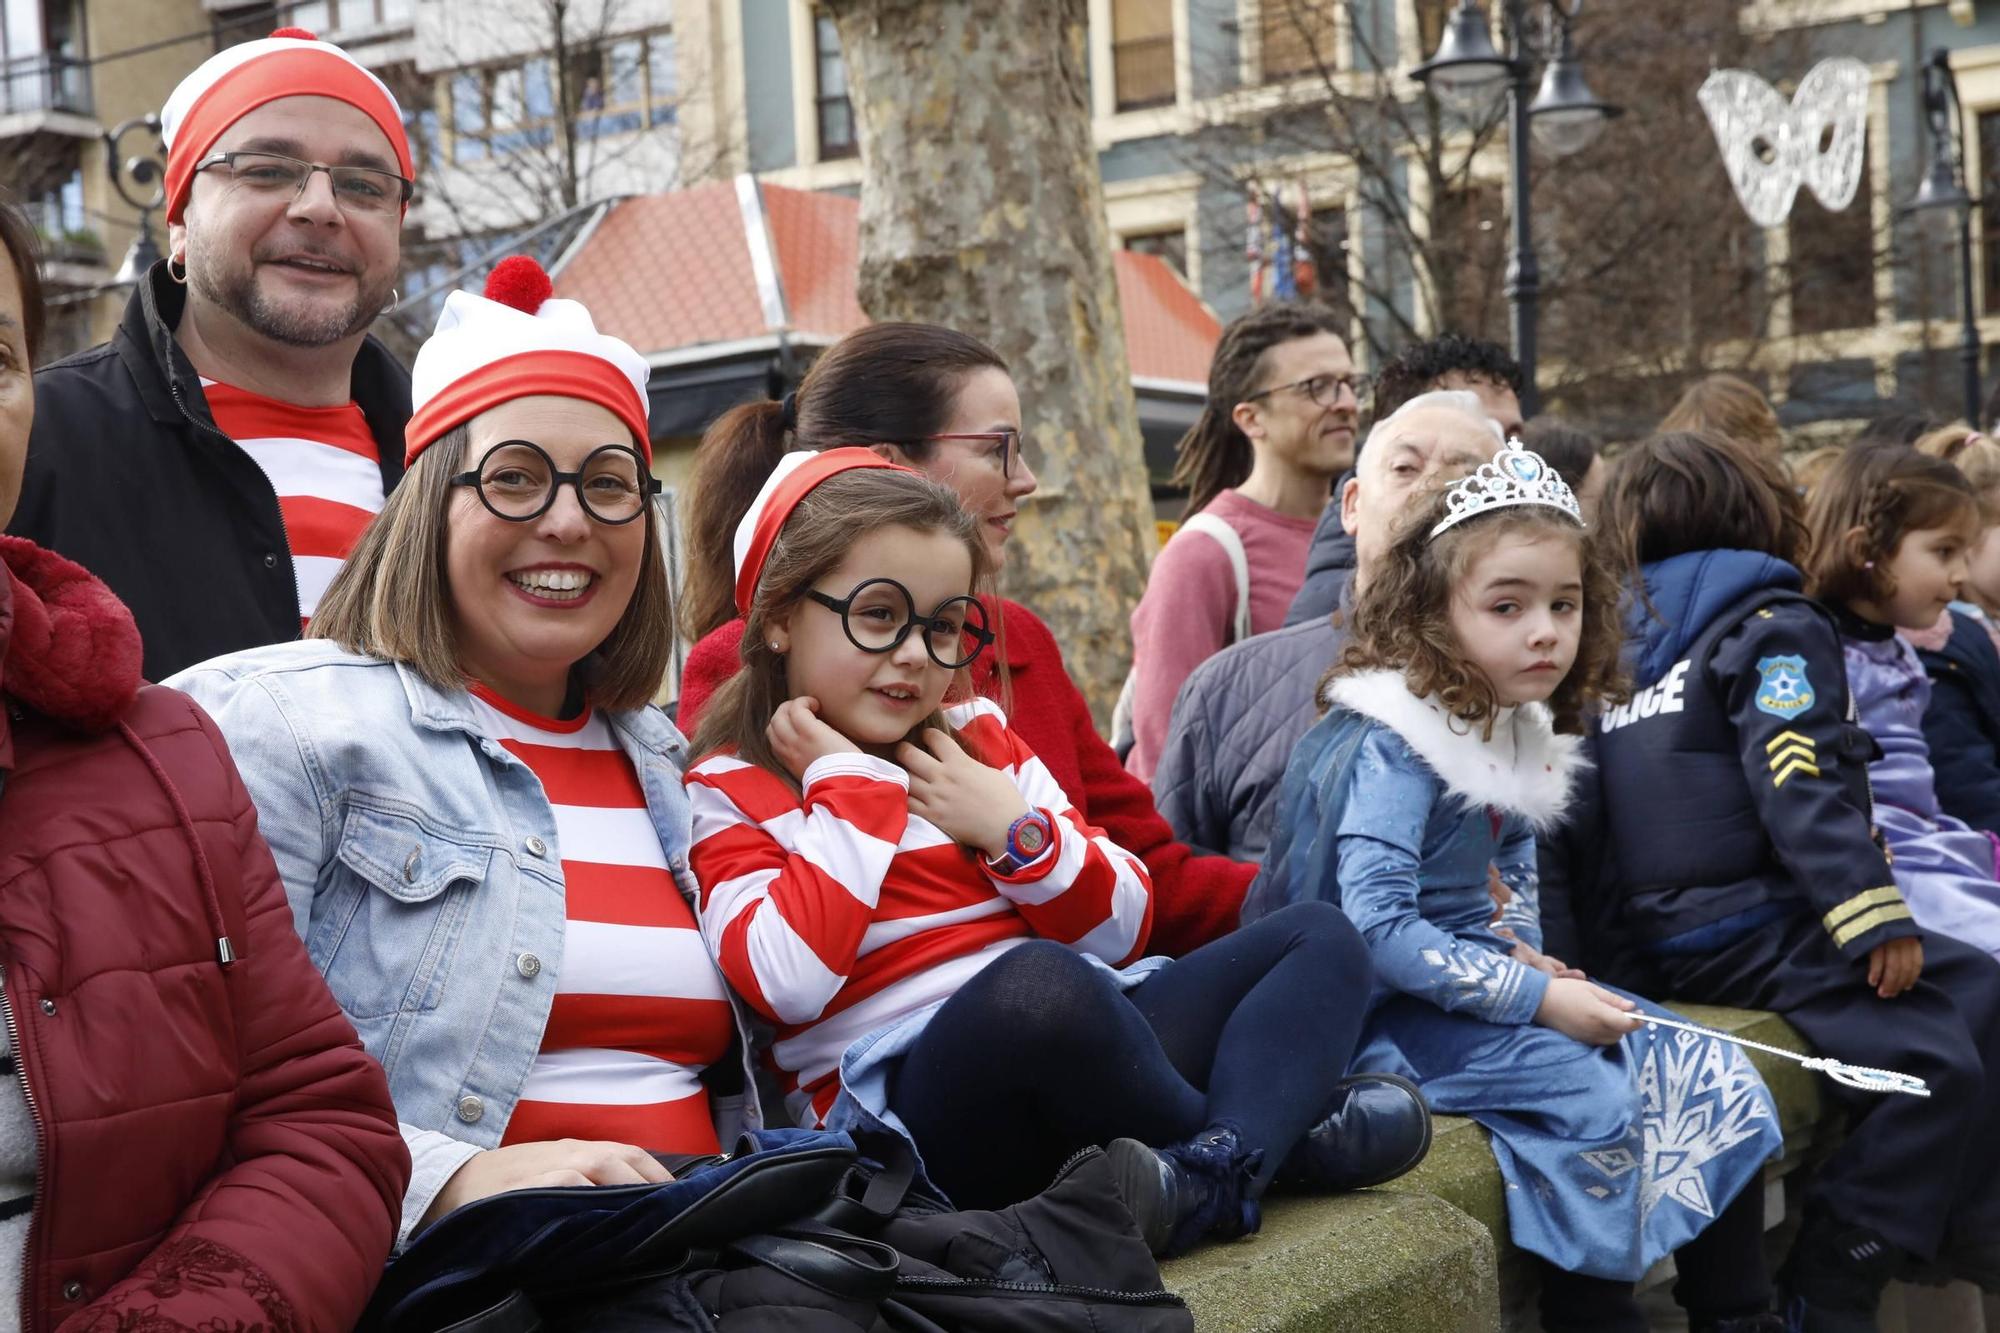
left=1271, top=1072, right=1432, bottom=1192
left=1105, top=1122, right=1263, bottom=1258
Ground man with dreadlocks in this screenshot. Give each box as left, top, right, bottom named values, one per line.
left=1121, top=301, right=1358, bottom=782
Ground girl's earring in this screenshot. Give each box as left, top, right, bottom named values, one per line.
left=1864, top=561, right=1876, bottom=570
left=769, top=641, right=783, bottom=654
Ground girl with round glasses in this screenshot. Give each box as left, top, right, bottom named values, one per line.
left=685, top=449, right=1427, bottom=1258
left=170, top=259, right=764, bottom=1246
left=674, top=321, right=1259, bottom=959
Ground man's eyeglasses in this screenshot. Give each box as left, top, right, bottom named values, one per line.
left=803, top=578, right=995, bottom=670
left=1242, top=372, right=1370, bottom=410
left=449, top=441, right=661, bottom=525
left=193, top=150, right=414, bottom=215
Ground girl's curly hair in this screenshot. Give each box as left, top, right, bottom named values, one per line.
left=1327, top=485, right=1629, bottom=736
left=1802, top=440, right=1978, bottom=606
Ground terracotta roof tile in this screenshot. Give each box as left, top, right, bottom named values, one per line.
left=554, top=181, right=767, bottom=354
left=556, top=178, right=1220, bottom=387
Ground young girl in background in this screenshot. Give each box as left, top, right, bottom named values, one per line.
left=1904, top=428, right=2000, bottom=836
left=1802, top=442, right=2000, bottom=959
left=683, top=450, right=1428, bottom=1257
left=1579, top=430, right=2000, bottom=1330
left=1249, top=438, right=1784, bottom=1333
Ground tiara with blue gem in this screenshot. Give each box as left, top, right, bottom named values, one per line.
left=1428, top=438, right=1585, bottom=539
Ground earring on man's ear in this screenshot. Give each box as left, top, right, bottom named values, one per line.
left=166, top=252, right=188, bottom=285
left=380, top=288, right=400, bottom=316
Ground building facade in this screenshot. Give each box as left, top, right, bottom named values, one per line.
left=19, top=1, right=2000, bottom=440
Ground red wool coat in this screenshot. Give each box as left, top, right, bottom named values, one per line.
left=0, top=536, right=408, bottom=1332
left=677, top=597, right=1255, bottom=958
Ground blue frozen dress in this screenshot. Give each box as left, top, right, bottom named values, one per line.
left=1248, top=670, right=1783, bottom=1280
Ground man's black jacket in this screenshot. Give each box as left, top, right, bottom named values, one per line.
left=10, top=262, right=410, bottom=681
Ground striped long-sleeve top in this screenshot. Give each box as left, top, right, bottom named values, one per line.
left=685, top=698, right=1154, bottom=1127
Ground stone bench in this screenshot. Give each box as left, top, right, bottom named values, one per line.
left=1159, top=1006, right=1824, bottom=1332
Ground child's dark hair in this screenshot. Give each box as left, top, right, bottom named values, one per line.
left=679, top=323, right=1009, bottom=641
left=1330, top=488, right=1627, bottom=737
left=1597, top=430, right=1807, bottom=572
left=1803, top=440, right=1978, bottom=607
left=690, top=469, right=992, bottom=789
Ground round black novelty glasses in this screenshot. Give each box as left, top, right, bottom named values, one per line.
left=803, top=578, right=995, bottom=670
left=450, top=441, right=662, bottom=525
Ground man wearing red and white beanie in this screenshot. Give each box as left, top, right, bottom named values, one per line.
left=12, top=28, right=417, bottom=681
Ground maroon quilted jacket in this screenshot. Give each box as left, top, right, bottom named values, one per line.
left=0, top=536, right=407, bottom=1332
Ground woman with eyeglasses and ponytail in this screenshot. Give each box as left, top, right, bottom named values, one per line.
left=675, top=323, right=1260, bottom=958
left=170, top=259, right=769, bottom=1248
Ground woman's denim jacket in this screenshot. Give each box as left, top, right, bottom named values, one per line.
left=168, top=641, right=766, bottom=1246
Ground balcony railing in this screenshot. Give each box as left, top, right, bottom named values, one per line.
left=1, top=54, right=93, bottom=119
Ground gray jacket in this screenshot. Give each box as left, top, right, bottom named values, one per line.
left=1151, top=614, right=1345, bottom=864
left=1286, top=493, right=1356, bottom=627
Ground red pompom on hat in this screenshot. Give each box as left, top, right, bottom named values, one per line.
left=405, top=256, right=652, bottom=465
left=484, top=255, right=555, bottom=314
left=159, top=28, right=412, bottom=224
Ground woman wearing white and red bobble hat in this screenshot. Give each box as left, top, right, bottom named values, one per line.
left=168, top=257, right=765, bottom=1246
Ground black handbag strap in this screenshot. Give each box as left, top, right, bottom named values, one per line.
left=725, top=1223, right=900, bottom=1302
left=814, top=1137, right=919, bottom=1234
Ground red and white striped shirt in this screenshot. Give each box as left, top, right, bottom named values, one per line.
left=201, top=378, right=386, bottom=626
left=468, top=684, right=737, bottom=1154
left=685, top=697, right=1154, bottom=1127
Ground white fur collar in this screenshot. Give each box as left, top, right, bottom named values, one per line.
left=1322, top=669, right=1586, bottom=829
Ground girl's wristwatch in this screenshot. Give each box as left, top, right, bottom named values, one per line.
left=988, top=810, right=1053, bottom=872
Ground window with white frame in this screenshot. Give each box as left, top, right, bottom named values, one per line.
left=1111, top=0, right=1175, bottom=111
left=447, top=31, right=678, bottom=163
left=1124, top=226, right=1188, bottom=276
left=814, top=10, right=857, bottom=160
left=1259, top=0, right=1340, bottom=83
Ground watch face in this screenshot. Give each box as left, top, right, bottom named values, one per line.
left=1015, top=819, right=1047, bottom=855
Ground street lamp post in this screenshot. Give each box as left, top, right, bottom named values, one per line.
left=103, top=115, right=166, bottom=288
left=1410, top=1, right=1619, bottom=417
left=1907, top=48, right=1982, bottom=429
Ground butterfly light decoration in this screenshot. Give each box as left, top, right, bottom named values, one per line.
left=1697, top=58, right=1870, bottom=228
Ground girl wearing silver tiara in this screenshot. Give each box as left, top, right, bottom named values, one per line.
left=1246, top=432, right=1785, bottom=1333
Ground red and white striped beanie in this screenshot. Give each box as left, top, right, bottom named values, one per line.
left=160, top=27, right=411, bottom=225
left=731, top=448, right=915, bottom=615
left=404, top=256, right=652, bottom=466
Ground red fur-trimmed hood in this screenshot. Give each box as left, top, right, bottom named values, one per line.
left=0, top=534, right=143, bottom=738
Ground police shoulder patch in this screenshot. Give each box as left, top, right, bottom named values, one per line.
left=1754, top=654, right=1815, bottom=718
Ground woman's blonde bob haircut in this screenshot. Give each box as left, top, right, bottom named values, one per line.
left=311, top=423, right=677, bottom=712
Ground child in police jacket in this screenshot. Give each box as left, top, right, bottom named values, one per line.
left=1800, top=441, right=2000, bottom=960
left=1248, top=436, right=1783, bottom=1333
left=1578, top=430, right=2000, bottom=1331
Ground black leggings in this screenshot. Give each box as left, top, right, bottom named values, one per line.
left=887, top=901, right=1373, bottom=1209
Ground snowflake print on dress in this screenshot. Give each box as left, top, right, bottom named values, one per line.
left=1635, top=1027, right=1777, bottom=1223
left=1419, top=944, right=1534, bottom=1017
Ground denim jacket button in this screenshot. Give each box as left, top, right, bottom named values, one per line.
left=669, top=855, right=687, bottom=873
left=403, top=847, right=421, bottom=883
left=516, top=952, right=542, bottom=979
left=524, top=835, right=548, bottom=858
left=456, top=1095, right=484, bottom=1123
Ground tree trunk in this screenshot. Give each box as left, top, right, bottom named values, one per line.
left=823, top=0, right=1156, bottom=728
